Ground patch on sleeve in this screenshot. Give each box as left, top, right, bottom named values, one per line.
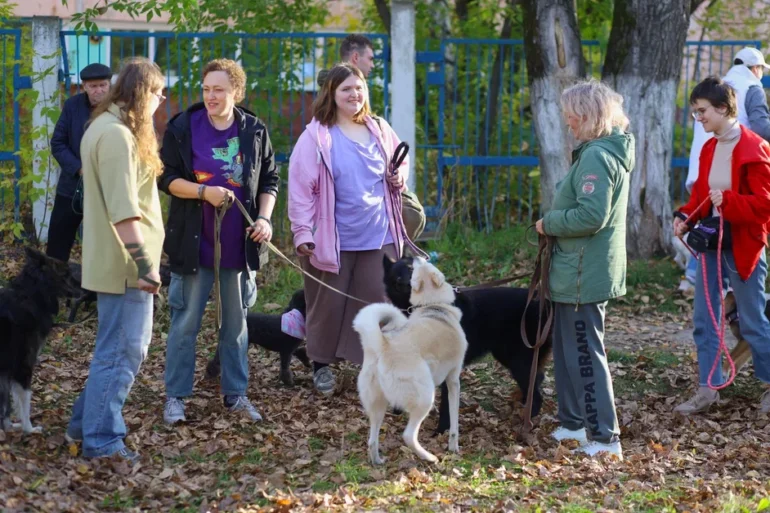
left=581, top=182, right=595, bottom=195
left=582, top=174, right=598, bottom=181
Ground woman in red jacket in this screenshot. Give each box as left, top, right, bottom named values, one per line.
left=674, top=76, right=770, bottom=415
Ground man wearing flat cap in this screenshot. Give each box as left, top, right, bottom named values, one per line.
left=47, top=63, right=112, bottom=262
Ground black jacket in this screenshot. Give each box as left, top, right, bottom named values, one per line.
left=50, top=93, right=92, bottom=198
left=159, top=103, right=280, bottom=275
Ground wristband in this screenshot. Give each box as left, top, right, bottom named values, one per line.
left=198, top=184, right=207, bottom=201
left=256, top=215, right=272, bottom=226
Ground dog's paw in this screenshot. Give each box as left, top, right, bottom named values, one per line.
left=25, top=425, right=43, bottom=435
left=448, top=434, right=460, bottom=453
left=422, top=453, right=439, bottom=464
left=370, top=454, right=386, bottom=466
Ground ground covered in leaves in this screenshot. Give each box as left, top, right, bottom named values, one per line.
left=1, top=228, right=770, bottom=512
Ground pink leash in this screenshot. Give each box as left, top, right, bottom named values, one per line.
left=679, top=198, right=736, bottom=389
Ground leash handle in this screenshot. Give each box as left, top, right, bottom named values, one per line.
left=390, top=141, right=409, bottom=174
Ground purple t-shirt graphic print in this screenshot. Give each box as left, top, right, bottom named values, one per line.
left=191, top=109, right=247, bottom=269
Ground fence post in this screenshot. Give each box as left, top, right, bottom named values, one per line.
left=31, top=16, right=60, bottom=243
left=391, top=0, right=417, bottom=191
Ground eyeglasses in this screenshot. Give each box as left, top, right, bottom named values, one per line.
left=691, top=105, right=713, bottom=120
left=154, top=92, right=166, bottom=104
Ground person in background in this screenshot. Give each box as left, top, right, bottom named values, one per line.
left=680, top=47, right=770, bottom=291
left=289, top=63, right=411, bottom=395
left=48, top=63, right=112, bottom=262
left=65, top=58, right=165, bottom=462
left=159, top=59, right=279, bottom=425
left=673, top=76, right=770, bottom=415
left=535, top=79, right=633, bottom=461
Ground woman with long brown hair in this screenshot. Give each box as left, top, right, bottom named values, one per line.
left=66, top=58, right=166, bottom=461
left=288, top=63, right=412, bottom=395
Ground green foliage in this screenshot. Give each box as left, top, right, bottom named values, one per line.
left=0, top=7, right=60, bottom=240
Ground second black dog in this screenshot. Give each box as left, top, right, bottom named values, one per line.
left=205, top=289, right=311, bottom=386
left=383, top=255, right=553, bottom=434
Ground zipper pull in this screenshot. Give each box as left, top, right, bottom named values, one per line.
left=316, top=148, right=322, bottom=165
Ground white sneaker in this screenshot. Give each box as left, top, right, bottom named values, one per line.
left=164, top=397, right=186, bottom=425
left=573, top=440, right=623, bottom=461
left=227, top=396, right=263, bottom=422
left=674, top=387, right=719, bottom=415
left=551, top=426, right=588, bottom=445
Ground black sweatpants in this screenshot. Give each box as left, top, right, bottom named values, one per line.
left=46, top=194, right=83, bottom=262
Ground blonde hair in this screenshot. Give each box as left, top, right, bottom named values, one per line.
left=561, top=79, right=629, bottom=141
left=90, top=57, right=165, bottom=176
left=312, top=63, right=371, bottom=126
left=202, top=59, right=247, bottom=103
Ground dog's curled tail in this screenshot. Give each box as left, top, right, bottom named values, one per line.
left=352, top=303, right=407, bottom=353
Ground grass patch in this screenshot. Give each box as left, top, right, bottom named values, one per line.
left=101, top=492, right=137, bottom=509
left=333, top=455, right=370, bottom=484
left=312, top=480, right=337, bottom=493
left=308, top=437, right=325, bottom=451
left=608, top=349, right=680, bottom=397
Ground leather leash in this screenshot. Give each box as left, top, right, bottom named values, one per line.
left=519, top=230, right=555, bottom=439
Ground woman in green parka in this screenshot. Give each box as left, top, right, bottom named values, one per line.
left=535, top=79, right=633, bottom=461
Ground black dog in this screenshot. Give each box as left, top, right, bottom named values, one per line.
left=205, top=289, right=311, bottom=386
left=383, top=255, right=553, bottom=434
left=1, top=247, right=80, bottom=433
left=67, top=262, right=171, bottom=322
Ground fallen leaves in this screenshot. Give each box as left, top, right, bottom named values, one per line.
left=3, top=244, right=770, bottom=512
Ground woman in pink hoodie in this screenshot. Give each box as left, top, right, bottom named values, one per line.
left=288, top=63, right=410, bottom=395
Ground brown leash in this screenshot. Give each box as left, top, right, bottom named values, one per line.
left=519, top=231, right=555, bottom=440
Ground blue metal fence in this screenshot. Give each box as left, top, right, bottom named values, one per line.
left=0, top=28, right=27, bottom=227
left=51, top=32, right=769, bottom=236
left=416, top=38, right=766, bottom=233
left=59, top=30, right=390, bottom=163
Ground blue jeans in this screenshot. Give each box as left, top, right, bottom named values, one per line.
left=694, top=249, right=770, bottom=386
left=67, top=288, right=153, bottom=458
left=686, top=252, right=698, bottom=283
left=164, top=267, right=257, bottom=398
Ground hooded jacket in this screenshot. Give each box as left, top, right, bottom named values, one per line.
left=677, top=125, right=770, bottom=281
left=543, top=127, right=635, bottom=305
left=288, top=116, right=408, bottom=274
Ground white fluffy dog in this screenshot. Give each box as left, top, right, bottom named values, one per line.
left=353, top=258, right=468, bottom=465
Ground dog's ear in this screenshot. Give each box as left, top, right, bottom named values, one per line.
left=413, top=275, right=424, bottom=294
left=24, top=246, right=46, bottom=264
left=429, top=268, right=445, bottom=288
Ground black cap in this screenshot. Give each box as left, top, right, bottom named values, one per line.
left=80, top=63, right=112, bottom=82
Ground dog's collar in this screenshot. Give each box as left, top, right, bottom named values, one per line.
left=407, top=303, right=453, bottom=315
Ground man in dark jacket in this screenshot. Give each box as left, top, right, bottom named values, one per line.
left=47, top=63, right=112, bottom=262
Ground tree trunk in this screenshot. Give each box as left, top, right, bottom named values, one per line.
left=521, top=0, right=586, bottom=212
left=602, top=0, right=703, bottom=259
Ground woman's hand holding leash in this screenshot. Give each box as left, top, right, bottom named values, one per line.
left=535, top=219, right=545, bottom=235
left=247, top=218, right=272, bottom=242
left=297, top=243, right=315, bottom=257
left=386, top=169, right=404, bottom=188
left=709, top=189, right=724, bottom=208
left=673, top=217, right=689, bottom=238
left=204, top=186, right=234, bottom=208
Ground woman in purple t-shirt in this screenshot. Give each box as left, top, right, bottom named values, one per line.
left=288, top=64, right=414, bottom=395
left=158, top=59, right=280, bottom=424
